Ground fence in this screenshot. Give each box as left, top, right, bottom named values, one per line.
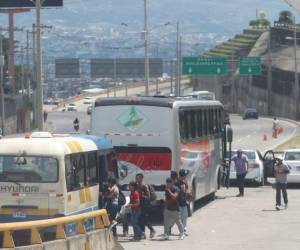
left=0, top=209, right=112, bottom=250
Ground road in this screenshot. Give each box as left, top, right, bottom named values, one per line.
left=47, top=108, right=300, bottom=250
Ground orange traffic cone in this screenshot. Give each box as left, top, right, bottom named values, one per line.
left=263, top=133, right=267, bottom=141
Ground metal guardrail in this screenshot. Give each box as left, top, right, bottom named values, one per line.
left=0, top=209, right=110, bottom=248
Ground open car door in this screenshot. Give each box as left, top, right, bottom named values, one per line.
left=263, top=150, right=276, bottom=182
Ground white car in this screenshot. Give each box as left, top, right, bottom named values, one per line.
left=283, top=149, right=300, bottom=183
left=66, top=103, right=78, bottom=111
left=83, top=97, right=93, bottom=105
left=229, top=149, right=265, bottom=185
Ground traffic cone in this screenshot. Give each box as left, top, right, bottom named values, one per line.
left=263, top=133, right=267, bottom=141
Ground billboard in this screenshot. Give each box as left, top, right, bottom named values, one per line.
left=0, top=0, right=63, bottom=8
left=90, top=58, right=163, bottom=78
left=55, top=59, right=80, bottom=79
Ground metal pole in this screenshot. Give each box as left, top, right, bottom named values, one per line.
left=179, top=35, right=182, bottom=96
left=294, top=16, right=299, bottom=120
left=8, top=12, right=15, bottom=94
left=26, top=30, right=30, bottom=97
left=32, top=24, right=36, bottom=81
left=267, top=30, right=272, bottom=116
left=0, top=28, right=5, bottom=135
left=175, top=22, right=180, bottom=96
left=144, top=0, right=149, bottom=96
left=170, top=60, right=173, bottom=94
left=113, top=57, right=117, bottom=97
left=21, top=47, right=24, bottom=95
left=36, top=0, right=44, bottom=130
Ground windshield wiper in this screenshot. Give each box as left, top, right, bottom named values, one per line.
left=5, top=178, right=21, bottom=186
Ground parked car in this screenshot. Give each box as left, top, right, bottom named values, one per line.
left=87, top=105, right=92, bottom=115
left=66, top=103, right=78, bottom=111
left=229, top=149, right=265, bottom=185
left=243, top=108, right=259, bottom=120
left=83, top=97, right=93, bottom=105
left=283, top=149, right=300, bottom=183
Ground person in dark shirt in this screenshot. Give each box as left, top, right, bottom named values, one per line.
left=177, top=169, right=189, bottom=236
left=162, top=178, right=184, bottom=240
left=136, top=173, right=156, bottom=239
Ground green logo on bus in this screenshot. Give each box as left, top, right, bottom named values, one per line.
left=119, top=106, right=147, bottom=132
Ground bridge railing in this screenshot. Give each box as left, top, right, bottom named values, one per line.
left=0, top=209, right=110, bottom=249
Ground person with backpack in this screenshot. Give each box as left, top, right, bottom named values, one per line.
left=103, top=178, right=119, bottom=237
left=177, top=169, right=190, bottom=236
left=136, top=173, right=156, bottom=239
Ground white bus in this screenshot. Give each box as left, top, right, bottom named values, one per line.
left=91, top=97, right=225, bottom=215
left=187, top=91, right=216, bottom=100
left=0, top=132, right=117, bottom=231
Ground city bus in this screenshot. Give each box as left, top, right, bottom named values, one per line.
left=91, top=96, right=226, bottom=215
left=0, top=132, right=117, bottom=229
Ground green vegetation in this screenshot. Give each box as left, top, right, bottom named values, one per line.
left=274, top=135, right=300, bottom=151
left=278, top=10, right=294, bottom=24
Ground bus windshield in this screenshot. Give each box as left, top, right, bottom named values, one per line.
left=0, top=155, right=58, bottom=183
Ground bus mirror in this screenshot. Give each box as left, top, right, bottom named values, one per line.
left=227, top=127, right=233, bottom=143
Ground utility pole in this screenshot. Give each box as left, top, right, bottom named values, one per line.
left=20, top=47, right=25, bottom=95
left=294, top=16, right=299, bottom=120
left=36, top=0, right=44, bottom=130
left=144, top=0, right=149, bottom=96
left=0, top=27, right=5, bottom=135
left=26, top=30, right=31, bottom=97
left=170, top=59, right=174, bottom=94
left=113, top=57, right=117, bottom=97
left=267, top=30, right=272, bottom=116
left=175, top=22, right=180, bottom=96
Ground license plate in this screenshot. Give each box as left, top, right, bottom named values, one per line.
left=13, top=210, right=27, bottom=218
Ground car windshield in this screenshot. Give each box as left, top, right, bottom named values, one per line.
left=0, top=155, right=58, bottom=183
left=228, top=151, right=256, bottom=160
left=284, top=152, right=300, bottom=161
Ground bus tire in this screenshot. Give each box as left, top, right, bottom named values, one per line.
left=208, top=192, right=216, bottom=201
left=188, top=183, right=196, bottom=217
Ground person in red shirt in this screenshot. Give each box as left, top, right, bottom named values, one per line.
left=126, top=181, right=143, bottom=240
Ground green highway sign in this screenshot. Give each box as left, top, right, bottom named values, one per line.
left=182, top=57, right=228, bottom=75
left=239, top=57, right=262, bottom=75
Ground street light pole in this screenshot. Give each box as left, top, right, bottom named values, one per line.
left=144, top=0, right=149, bottom=96
left=0, top=28, right=5, bottom=135
left=293, top=16, right=300, bottom=120
left=35, top=0, right=43, bottom=130
left=175, top=22, right=180, bottom=96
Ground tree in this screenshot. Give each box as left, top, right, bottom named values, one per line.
left=278, top=10, right=294, bottom=24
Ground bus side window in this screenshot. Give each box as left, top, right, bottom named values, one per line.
left=65, top=155, right=73, bottom=192
left=87, top=152, right=98, bottom=187
left=71, top=154, right=85, bottom=189
left=197, top=110, right=202, bottom=138
left=179, top=111, right=186, bottom=142
left=184, top=111, right=189, bottom=141
left=203, top=109, right=208, bottom=136
left=190, top=110, right=196, bottom=139
left=98, top=154, right=108, bottom=190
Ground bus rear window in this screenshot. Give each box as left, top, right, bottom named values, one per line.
left=0, top=156, right=58, bottom=183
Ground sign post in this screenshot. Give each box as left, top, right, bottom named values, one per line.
left=239, top=57, right=262, bottom=76
left=182, top=56, right=228, bottom=75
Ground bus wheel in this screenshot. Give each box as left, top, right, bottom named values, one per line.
left=188, top=185, right=195, bottom=217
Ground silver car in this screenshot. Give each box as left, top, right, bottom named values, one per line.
left=229, top=149, right=265, bottom=186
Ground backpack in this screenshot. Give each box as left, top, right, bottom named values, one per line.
left=148, top=184, right=157, bottom=202
left=118, top=190, right=126, bottom=210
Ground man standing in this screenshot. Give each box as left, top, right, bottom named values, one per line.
left=177, top=169, right=189, bottom=236
left=274, top=157, right=290, bottom=210
left=232, top=149, right=248, bottom=197
left=162, top=178, right=184, bottom=240
left=135, top=173, right=156, bottom=239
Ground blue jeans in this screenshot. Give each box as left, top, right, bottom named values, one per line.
left=276, top=182, right=288, bottom=206
left=131, top=210, right=143, bottom=238
left=179, top=206, right=188, bottom=231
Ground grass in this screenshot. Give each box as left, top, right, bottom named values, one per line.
left=274, top=134, right=300, bottom=151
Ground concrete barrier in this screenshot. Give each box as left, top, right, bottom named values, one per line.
left=43, top=240, right=68, bottom=250
left=67, top=235, right=86, bottom=250
left=87, top=229, right=107, bottom=250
